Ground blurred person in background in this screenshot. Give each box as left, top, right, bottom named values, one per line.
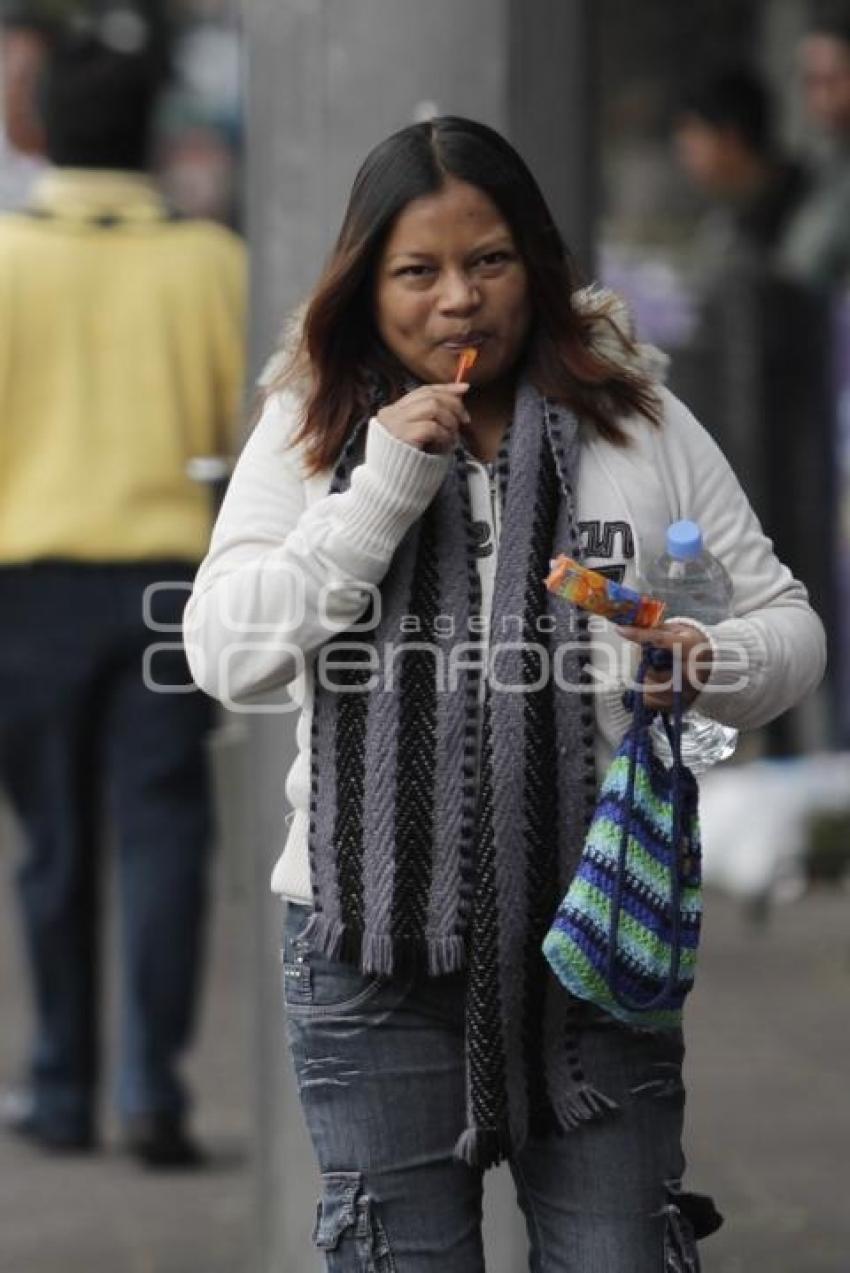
left=673, top=66, right=808, bottom=277
left=0, top=5, right=52, bottom=209
left=670, top=65, right=835, bottom=755
left=157, top=14, right=243, bottom=227
left=0, top=13, right=246, bottom=1166
left=780, top=11, right=850, bottom=287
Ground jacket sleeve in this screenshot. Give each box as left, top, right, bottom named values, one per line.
left=184, top=389, right=450, bottom=703
left=650, top=387, right=827, bottom=730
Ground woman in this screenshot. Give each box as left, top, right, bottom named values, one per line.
left=185, top=117, right=825, bottom=1271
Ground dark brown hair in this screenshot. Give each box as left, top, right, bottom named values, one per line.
left=268, top=116, right=661, bottom=475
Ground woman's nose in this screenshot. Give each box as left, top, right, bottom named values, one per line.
left=437, top=270, right=480, bottom=314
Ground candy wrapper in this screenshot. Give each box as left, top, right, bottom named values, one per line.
left=454, top=346, right=479, bottom=382
left=545, top=555, right=665, bottom=628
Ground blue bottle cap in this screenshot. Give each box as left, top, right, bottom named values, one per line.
left=666, top=519, right=703, bottom=560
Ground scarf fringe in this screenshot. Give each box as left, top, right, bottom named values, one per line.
left=299, top=910, right=347, bottom=962
left=359, top=932, right=468, bottom=977
left=426, top=935, right=467, bottom=976
left=302, top=917, right=468, bottom=980
left=360, top=931, right=396, bottom=975
left=552, top=1082, right=620, bottom=1131
left=453, top=1125, right=509, bottom=1170
left=453, top=1087, right=619, bottom=1169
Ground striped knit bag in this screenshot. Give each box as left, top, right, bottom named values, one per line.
left=543, top=648, right=702, bottom=1030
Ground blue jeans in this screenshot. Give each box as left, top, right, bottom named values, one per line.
left=282, top=901, right=719, bottom=1272
left=0, top=563, right=212, bottom=1138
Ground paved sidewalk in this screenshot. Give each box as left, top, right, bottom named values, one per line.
left=684, top=885, right=850, bottom=1273
left=1, top=832, right=848, bottom=1271
left=0, top=843, right=253, bottom=1273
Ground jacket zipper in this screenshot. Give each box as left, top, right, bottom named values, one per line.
left=487, top=462, right=500, bottom=550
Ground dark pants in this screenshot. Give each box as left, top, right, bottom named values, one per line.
left=0, top=562, right=212, bottom=1139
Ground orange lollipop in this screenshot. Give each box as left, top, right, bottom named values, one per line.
left=454, top=346, right=479, bottom=383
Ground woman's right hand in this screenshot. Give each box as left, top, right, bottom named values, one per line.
left=376, top=383, right=470, bottom=455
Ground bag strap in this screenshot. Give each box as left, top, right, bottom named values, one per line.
left=606, top=647, right=687, bottom=1013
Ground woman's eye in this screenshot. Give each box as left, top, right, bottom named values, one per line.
left=476, top=251, right=512, bottom=268
left=396, top=264, right=434, bottom=278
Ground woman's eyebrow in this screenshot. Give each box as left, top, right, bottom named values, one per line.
left=387, top=237, right=514, bottom=264
left=470, top=235, right=514, bottom=251
left=385, top=250, right=435, bottom=263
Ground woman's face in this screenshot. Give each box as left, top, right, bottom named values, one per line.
left=374, top=178, right=532, bottom=387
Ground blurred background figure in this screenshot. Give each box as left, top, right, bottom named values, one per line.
left=674, top=66, right=808, bottom=277
left=157, top=12, right=242, bottom=226
left=1, top=0, right=243, bottom=224
left=0, top=6, right=246, bottom=1167
left=670, top=64, right=834, bottom=756
left=780, top=10, right=850, bottom=287
left=0, top=4, right=51, bottom=208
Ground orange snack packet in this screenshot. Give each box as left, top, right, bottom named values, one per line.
left=545, top=555, right=666, bottom=628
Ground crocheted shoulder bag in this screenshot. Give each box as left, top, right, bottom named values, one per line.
left=543, top=648, right=702, bottom=1030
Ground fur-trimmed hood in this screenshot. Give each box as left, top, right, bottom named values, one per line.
left=571, top=285, right=669, bottom=385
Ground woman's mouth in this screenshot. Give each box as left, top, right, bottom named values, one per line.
left=441, top=333, right=488, bottom=352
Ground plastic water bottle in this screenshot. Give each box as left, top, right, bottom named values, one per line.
left=643, top=520, right=738, bottom=773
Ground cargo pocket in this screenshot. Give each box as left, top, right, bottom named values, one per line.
left=312, top=1171, right=395, bottom=1272
left=662, top=1181, right=723, bottom=1273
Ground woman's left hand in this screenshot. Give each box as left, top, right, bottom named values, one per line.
left=617, top=621, right=714, bottom=711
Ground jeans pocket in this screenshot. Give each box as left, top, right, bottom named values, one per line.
left=281, top=903, right=384, bottom=1015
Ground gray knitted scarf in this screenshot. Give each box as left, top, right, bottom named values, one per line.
left=300, top=377, right=617, bottom=1168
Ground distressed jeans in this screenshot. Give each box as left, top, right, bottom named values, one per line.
left=282, top=901, right=721, bottom=1272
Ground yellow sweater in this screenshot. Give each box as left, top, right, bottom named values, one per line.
left=0, top=169, right=247, bottom=564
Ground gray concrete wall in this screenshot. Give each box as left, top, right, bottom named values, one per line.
left=243, top=4, right=595, bottom=1269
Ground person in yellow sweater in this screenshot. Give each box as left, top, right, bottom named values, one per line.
left=0, top=20, right=245, bottom=1166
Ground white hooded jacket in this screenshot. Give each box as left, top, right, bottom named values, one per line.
left=184, top=291, right=826, bottom=902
